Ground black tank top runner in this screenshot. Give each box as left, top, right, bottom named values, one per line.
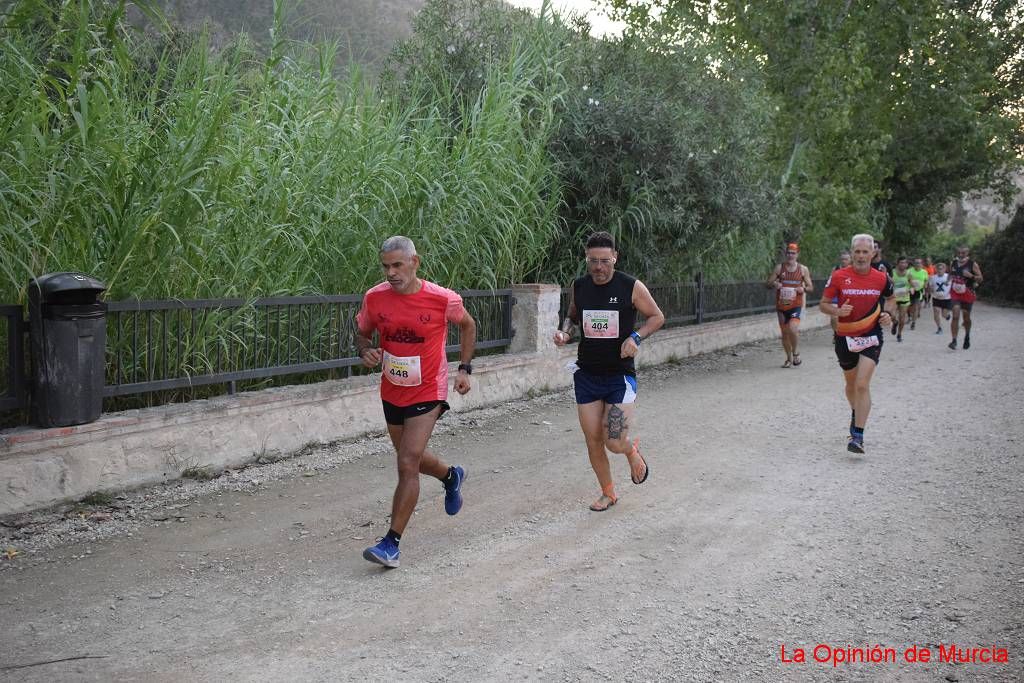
left=950, top=259, right=977, bottom=290
left=573, top=271, right=638, bottom=376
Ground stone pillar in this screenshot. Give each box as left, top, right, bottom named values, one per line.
left=509, top=283, right=562, bottom=354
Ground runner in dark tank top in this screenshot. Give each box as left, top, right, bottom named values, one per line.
left=553, top=231, right=665, bottom=512
left=573, top=270, right=638, bottom=377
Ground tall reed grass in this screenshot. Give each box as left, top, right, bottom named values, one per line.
left=0, top=0, right=566, bottom=304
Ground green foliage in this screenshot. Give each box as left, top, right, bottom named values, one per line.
left=923, top=226, right=991, bottom=264
left=877, top=3, right=1024, bottom=252
left=7, top=0, right=1013, bottom=307
left=79, top=491, right=114, bottom=506
left=181, top=464, right=217, bottom=480
left=155, top=0, right=425, bottom=73
left=973, top=205, right=1024, bottom=303
left=0, top=0, right=563, bottom=302
left=551, top=37, right=786, bottom=282
left=387, top=0, right=793, bottom=282
left=609, top=0, right=1024, bottom=258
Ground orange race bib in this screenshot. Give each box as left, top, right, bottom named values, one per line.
left=383, top=351, right=422, bottom=387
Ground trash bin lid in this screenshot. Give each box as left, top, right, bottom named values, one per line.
left=29, top=272, right=107, bottom=298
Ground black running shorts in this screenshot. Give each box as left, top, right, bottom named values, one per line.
left=382, top=400, right=450, bottom=426
left=833, top=333, right=884, bottom=371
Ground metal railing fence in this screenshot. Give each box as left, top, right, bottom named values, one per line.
left=2, top=276, right=832, bottom=421
left=103, top=290, right=513, bottom=400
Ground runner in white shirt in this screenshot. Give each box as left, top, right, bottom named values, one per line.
left=928, top=262, right=952, bottom=334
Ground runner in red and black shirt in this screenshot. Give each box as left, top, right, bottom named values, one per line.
left=355, top=236, right=477, bottom=569
left=947, top=245, right=983, bottom=350
left=820, top=234, right=896, bottom=454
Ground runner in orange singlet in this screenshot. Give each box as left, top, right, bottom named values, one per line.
left=355, top=236, right=477, bottom=568
left=820, top=233, right=896, bottom=454
left=765, top=243, right=813, bottom=368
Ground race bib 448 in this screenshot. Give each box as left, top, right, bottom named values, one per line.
left=383, top=351, right=423, bottom=386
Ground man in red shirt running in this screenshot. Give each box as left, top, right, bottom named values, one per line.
left=355, top=236, right=477, bottom=568
left=820, top=233, right=896, bottom=454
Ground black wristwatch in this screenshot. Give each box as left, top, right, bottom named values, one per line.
left=457, top=362, right=473, bottom=375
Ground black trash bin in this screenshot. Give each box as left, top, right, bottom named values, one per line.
left=28, top=272, right=107, bottom=427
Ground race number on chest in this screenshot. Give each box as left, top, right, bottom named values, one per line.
left=583, top=309, right=620, bottom=338
left=383, top=351, right=423, bottom=386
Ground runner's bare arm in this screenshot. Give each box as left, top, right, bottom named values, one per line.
left=879, top=294, right=896, bottom=326
left=621, top=281, right=664, bottom=359
left=631, top=281, right=665, bottom=339
left=972, top=262, right=983, bottom=284
left=457, top=311, right=476, bottom=366
left=355, top=324, right=382, bottom=368
left=801, top=265, right=813, bottom=293
left=765, top=264, right=782, bottom=289
left=554, top=286, right=577, bottom=345
left=454, top=311, right=476, bottom=394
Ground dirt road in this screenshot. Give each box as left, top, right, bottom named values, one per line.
left=2, top=303, right=1022, bottom=682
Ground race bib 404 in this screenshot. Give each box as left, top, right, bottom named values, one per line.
left=583, top=309, right=620, bottom=338
left=846, top=335, right=880, bottom=353
left=383, top=351, right=423, bottom=386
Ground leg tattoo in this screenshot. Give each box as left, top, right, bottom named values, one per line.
left=607, top=405, right=627, bottom=440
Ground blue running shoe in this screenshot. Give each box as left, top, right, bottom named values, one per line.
left=444, top=465, right=465, bottom=516
left=363, top=537, right=400, bottom=568
left=847, top=436, right=865, bottom=454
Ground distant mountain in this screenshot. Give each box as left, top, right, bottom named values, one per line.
left=156, top=0, right=427, bottom=71
left=941, top=169, right=1024, bottom=233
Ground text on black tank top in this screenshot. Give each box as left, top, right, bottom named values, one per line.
left=573, top=271, right=638, bottom=376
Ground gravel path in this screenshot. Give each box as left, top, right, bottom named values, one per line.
left=1, top=303, right=1022, bottom=682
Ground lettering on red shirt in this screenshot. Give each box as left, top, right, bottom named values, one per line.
left=823, top=267, right=894, bottom=337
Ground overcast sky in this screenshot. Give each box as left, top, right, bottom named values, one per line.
left=504, top=0, right=626, bottom=36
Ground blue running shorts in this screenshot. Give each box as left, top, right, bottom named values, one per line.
left=573, top=368, right=638, bottom=405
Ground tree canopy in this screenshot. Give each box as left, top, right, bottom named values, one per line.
left=608, top=0, right=1024, bottom=253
